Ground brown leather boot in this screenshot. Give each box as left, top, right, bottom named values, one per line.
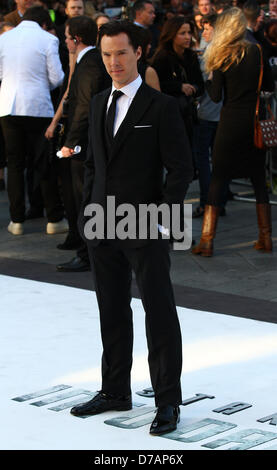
left=192, top=205, right=220, bottom=257
left=254, top=203, right=272, bottom=252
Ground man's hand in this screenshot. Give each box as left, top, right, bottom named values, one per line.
left=60, top=146, right=75, bottom=157
left=181, top=83, right=196, bottom=96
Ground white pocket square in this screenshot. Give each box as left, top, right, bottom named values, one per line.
left=134, top=125, right=152, bottom=128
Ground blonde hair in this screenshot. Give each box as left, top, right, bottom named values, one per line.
left=204, top=7, right=249, bottom=73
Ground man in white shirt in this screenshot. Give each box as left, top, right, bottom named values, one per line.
left=0, top=6, right=65, bottom=235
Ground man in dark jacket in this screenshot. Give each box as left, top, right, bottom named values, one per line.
left=56, top=15, right=111, bottom=272
left=243, top=0, right=260, bottom=44
left=70, top=20, right=193, bottom=436
left=4, top=0, right=34, bottom=26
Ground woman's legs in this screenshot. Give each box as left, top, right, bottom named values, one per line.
left=192, top=174, right=228, bottom=256
left=250, top=170, right=272, bottom=252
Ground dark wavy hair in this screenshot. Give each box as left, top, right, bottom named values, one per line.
left=98, top=19, right=141, bottom=51
left=152, top=16, right=194, bottom=58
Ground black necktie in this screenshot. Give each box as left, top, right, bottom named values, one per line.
left=106, top=90, right=123, bottom=141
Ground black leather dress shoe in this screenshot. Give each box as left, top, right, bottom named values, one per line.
left=56, top=256, right=91, bottom=272
left=150, top=405, right=180, bottom=435
left=70, top=391, right=132, bottom=416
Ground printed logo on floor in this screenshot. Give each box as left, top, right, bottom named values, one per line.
left=11, top=385, right=277, bottom=450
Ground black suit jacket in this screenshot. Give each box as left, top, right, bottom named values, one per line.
left=80, top=82, right=193, bottom=247
left=152, top=48, right=204, bottom=98
left=64, top=48, right=111, bottom=156
left=246, top=28, right=259, bottom=45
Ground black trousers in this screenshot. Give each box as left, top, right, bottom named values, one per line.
left=0, top=120, right=6, bottom=170
left=70, top=156, right=89, bottom=262
left=57, top=157, right=80, bottom=235
left=1, top=115, right=63, bottom=223
left=26, top=162, right=44, bottom=213
left=88, top=239, right=183, bottom=407
left=207, top=169, right=269, bottom=206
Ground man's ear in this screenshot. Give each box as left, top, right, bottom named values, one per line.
left=74, top=35, right=82, bottom=44
left=41, top=22, right=47, bottom=31
left=136, top=45, right=142, bottom=61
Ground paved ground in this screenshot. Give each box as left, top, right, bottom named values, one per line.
left=2, top=176, right=277, bottom=454
left=1, top=176, right=277, bottom=309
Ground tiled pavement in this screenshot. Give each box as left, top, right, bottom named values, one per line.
left=1, top=178, right=277, bottom=305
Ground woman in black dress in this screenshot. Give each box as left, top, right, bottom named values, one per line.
left=192, top=7, right=275, bottom=257
left=151, top=16, right=204, bottom=145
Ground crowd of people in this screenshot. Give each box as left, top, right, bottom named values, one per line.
left=0, top=0, right=276, bottom=267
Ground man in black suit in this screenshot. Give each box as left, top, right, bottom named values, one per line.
left=132, top=0, right=159, bottom=57
left=70, top=20, right=193, bottom=435
left=56, top=0, right=85, bottom=72
left=56, top=15, right=111, bottom=271
left=243, top=0, right=260, bottom=44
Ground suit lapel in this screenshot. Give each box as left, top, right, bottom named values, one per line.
left=109, top=82, right=154, bottom=164
left=94, top=88, right=111, bottom=163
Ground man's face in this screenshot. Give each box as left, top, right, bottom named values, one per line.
left=65, top=0, right=84, bottom=18
left=65, top=25, right=78, bottom=53
left=16, top=0, right=34, bottom=14
left=198, top=0, right=212, bottom=15
left=138, top=3, right=156, bottom=27
left=202, top=23, right=214, bottom=43
left=96, top=15, right=110, bottom=31
left=101, top=33, right=141, bottom=89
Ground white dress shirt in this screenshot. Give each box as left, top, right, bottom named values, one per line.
left=76, top=45, right=95, bottom=64
left=134, top=21, right=147, bottom=29
left=0, top=21, right=64, bottom=117
left=107, top=74, right=142, bottom=136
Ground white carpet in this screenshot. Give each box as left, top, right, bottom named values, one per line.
left=1, top=274, right=277, bottom=450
